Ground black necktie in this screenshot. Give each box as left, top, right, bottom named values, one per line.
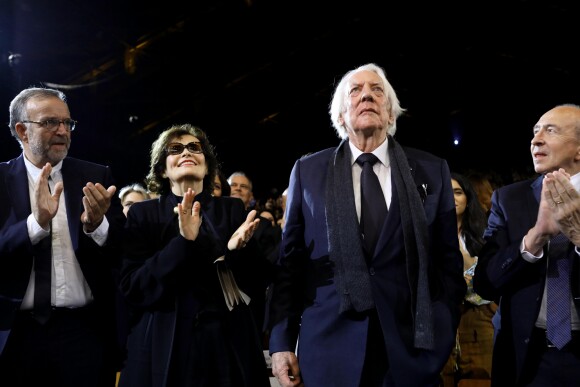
left=34, top=176, right=53, bottom=324
left=356, top=153, right=387, bottom=256
left=546, top=232, right=571, bottom=349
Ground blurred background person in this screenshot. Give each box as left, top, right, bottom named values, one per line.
left=466, top=171, right=498, bottom=218
left=213, top=168, right=230, bottom=197
left=441, top=172, right=496, bottom=386
left=118, top=183, right=151, bottom=217
left=257, top=208, right=277, bottom=228
left=116, top=183, right=151, bottom=381
left=227, top=171, right=255, bottom=210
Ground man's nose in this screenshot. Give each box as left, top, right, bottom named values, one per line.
left=361, top=92, right=373, bottom=102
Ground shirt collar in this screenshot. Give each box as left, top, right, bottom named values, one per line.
left=23, top=155, right=63, bottom=181
left=349, top=136, right=390, bottom=167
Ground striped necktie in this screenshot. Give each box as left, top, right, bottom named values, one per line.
left=546, top=232, right=572, bottom=349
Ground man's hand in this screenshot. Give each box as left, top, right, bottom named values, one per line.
left=33, top=163, right=63, bottom=229
left=82, top=182, right=116, bottom=232
left=544, top=169, right=580, bottom=245
left=271, top=351, right=303, bottom=387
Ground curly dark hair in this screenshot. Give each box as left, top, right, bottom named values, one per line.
left=145, top=124, right=218, bottom=196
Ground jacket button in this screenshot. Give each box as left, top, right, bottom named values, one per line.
left=369, top=268, right=375, bottom=276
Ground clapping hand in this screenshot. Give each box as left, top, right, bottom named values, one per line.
left=227, top=209, right=260, bottom=250
left=81, top=181, right=116, bottom=233
left=176, top=188, right=203, bottom=240
left=544, top=169, right=580, bottom=245
left=33, top=163, right=63, bottom=230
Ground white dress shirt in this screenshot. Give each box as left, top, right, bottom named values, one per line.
left=349, top=138, right=391, bottom=222
left=21, top=157, right=108, bottom=309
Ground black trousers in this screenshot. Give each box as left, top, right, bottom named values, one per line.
left=0, top=306, right=117, bottom=387
left=359, top=310, right=390, bottom=387
left=520, top=328, right=580, bottom=387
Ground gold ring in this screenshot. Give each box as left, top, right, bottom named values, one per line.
left=555, top=200, right=563, bottom=205
left=182, top=210, right=187, bottom=215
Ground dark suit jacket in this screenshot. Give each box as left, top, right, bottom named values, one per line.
left=0, top=154, right=124, bottom=361
left=118, top=192, right=270, bottom=387
left=268, top=145, right=465, bottom=387
left=473, top=175, right=580, bottom=385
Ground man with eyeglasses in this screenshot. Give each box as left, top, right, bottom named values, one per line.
left=0, top=87, right=125, bottom=387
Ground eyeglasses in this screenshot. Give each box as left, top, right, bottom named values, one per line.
left=22, top=118, right=77, bottom=132
left=166, top=142, right=203, bottom=155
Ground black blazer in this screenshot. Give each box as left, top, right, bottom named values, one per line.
left=118, top=191, right=270, bottom=387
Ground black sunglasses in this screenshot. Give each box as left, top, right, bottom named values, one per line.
left=166, top=142, right=203, bottom=155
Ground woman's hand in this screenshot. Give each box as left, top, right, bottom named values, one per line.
left=177, top=188, right=202, bottom=240
left=227, top=209, right=260, bottom=250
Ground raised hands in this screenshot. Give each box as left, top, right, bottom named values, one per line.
left=526, top=168, right=580, bottom=254
left=175, top=188, right=203, bottom=240
left=33, top=163, right=63, bottom=230
left=227, top=209, right=260, bottom=251
left=543, top=168, right=580, bottom=245
left=81, top=181, right=117, bottom=233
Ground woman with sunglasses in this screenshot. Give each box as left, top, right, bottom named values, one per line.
left=117, top=124, right=271, bottom=387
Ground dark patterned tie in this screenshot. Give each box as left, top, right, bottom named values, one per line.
left=33, top=176, right=53, bottom=324
left=546, top=232, right=571, bottom=349
left=356, top=153, right=388, bottom=256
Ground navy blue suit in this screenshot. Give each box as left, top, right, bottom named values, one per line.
left=268, top=144, right=465, bottom=386
left=0, top=154, right=124, bottom=385
left=474, top=175, right=580, bottom=385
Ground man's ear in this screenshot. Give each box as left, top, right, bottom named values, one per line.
left=15, top=122, right=28, bottom=143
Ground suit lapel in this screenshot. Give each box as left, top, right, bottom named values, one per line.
left=374, top=177, right=400, bottom=256
left=374, top=153, right=421, bottom=258
left=7, top=156, right=32, bottom=220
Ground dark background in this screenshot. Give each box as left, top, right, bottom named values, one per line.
left=1, top=0, right=578, bottom=201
